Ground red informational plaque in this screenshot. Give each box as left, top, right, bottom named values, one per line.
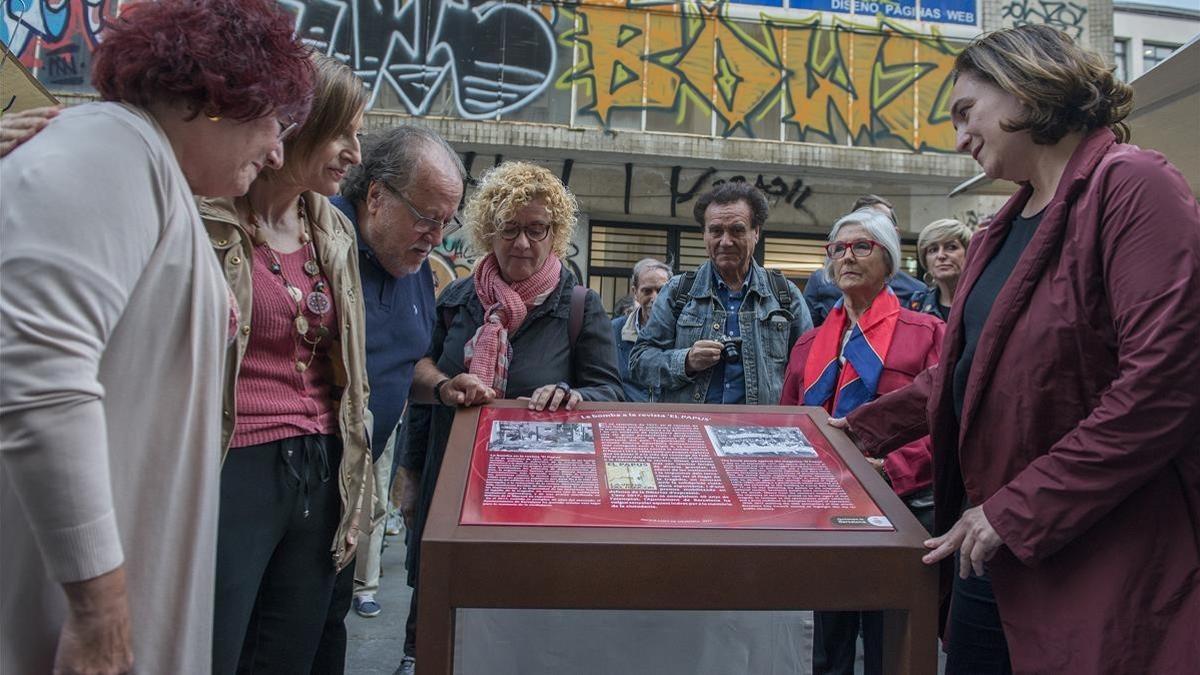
left=460, top=406, right=891, bottom=530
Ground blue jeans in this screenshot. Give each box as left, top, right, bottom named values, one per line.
left=944, top=560, right=1013, bottom=675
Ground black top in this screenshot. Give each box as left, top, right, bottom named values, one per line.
left=953, top=211, right=1043, bottom=419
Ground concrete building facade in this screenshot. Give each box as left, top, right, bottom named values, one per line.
left=1112, top=2, right=1200, bottom=82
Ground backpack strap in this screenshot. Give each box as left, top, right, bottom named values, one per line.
left=669, top=270, right=698, bottom=320
left=568, top=284, right=587, bottom=349
left=767, top=269, right=792, bottom=308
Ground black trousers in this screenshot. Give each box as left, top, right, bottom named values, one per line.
left=944, top=562, right=1013, bottom=674
left=212, top=435, right=343, bottom=675
left=310, top=564, right=355, bottom=675
left=813, top=610, right=883, bottom=675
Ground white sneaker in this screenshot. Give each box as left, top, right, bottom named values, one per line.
left=353, top=593, right=382, bottom=618
left=394, top=655, right=416, bottom=675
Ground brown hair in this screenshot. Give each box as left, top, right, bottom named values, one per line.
left=954, top=24, right=1133, bottom=144
left=266, top=54, right=368, bottom=183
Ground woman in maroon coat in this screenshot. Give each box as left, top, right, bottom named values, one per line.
left=781, top=206, right=944, bottom=675
left=839, top=25, right=1200, bottom=674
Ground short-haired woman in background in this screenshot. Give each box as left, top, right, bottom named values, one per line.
left=908, top=219, right=973, bottom=321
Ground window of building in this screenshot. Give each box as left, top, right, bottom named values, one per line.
left=1143, top=42, right=1181, bottom=73
left=1113, top=39, right=1128, bottom=82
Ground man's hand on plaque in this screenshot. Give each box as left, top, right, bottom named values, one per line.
left=440, top=374, right=495, bottom=407
left=922, top=506, right=1003, bottom=578
left=525, top=382, right=582, bottom=412
left=684, top=339, right=723, bottom=376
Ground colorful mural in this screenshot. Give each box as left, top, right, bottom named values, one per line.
left=558, top=2, right=965, bottom=150
left=3, top=0, right=968, bottom=151
left=3, top=0, right=113, bottom=91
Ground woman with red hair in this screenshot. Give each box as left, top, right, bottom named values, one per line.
left=0, top=1, right=312, bottom=673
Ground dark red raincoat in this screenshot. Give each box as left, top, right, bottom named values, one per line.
left=848, top=128, right=1200, bottom=674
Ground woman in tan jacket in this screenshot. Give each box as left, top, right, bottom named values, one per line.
left=197, top=55, right=374, bottom=674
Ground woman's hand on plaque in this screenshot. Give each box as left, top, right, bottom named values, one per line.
left=525, top=382, right=581, bottom=412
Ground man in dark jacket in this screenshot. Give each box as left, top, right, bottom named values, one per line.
left=612, top=257, right=672, bottom=401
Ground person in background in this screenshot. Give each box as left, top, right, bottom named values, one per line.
left=803, top=195, right=925, bottom=325
left=908, top=219, right=973, bottom=321
left=612, top=293, right=636, bottom=318
left=613, top=257, right=672, bottom=401
left=780, top=207, right=943, bottom=675
left=838, top=24, right=1200, bottom=674
left=198, top=54, right=373, bottom=675
left=315, top=125, right=465, bottom=672
left=630, top=182, right=811, bottom=406
left=399, top=161, right=624, bottom=675
left=0, top=1, right=312, bottom=672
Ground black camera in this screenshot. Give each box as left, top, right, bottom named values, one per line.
left=719, top=335, right=743, bottom=364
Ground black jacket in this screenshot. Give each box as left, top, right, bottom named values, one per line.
left=400, top=267, right=623, bottom=584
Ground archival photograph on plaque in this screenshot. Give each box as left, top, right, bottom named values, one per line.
left=488, top=421, right=597, bottom=454
left=705, top=425, right=817, bottom=458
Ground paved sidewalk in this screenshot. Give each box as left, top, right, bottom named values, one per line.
left=344, top=528, right=946, bottom=675
left=347, top=529, right=412, bottom=675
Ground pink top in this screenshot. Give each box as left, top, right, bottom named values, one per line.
left=230, top=245, right=340, bottom=448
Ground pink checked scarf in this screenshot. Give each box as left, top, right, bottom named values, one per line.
left=464, top=253, right=563, bottom=395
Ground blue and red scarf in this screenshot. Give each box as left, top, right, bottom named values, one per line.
left=802, top=288, right=899, bottom=417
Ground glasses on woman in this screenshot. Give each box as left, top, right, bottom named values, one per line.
left=498, top=223, right=551, bottom=242
left=825, top=239, right=882, bottom=260
left=277, top=117, right=300, bottom=142
left=382, top=183, right=463, bottom=236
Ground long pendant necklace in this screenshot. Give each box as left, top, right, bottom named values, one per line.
left=249, top=196, right=333, bottom=372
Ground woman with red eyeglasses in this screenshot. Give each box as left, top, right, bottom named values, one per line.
left=780, top=206, right=944, bottom=675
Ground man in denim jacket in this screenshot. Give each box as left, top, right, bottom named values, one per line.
left=630, top=183, right=812, bottom=405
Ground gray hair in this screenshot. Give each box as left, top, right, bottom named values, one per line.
left=630, top=257, right=673, bottom=289
left=825, top=207, right=902, bottom=280
left=917, top=218, right=973, bottom=260
left=341, top=124, right=465, bottom=205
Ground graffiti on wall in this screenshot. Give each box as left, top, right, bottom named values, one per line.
left=3, top=0, right=111, bottom=89
left=4, top=0, right=971, bottom=152
left=287, top=0, right=558, bottom=117
left=1000, top=0, right=1087, bottom=40
left=560, top=2, right=965, bottom=150
left=285, top=0, right=970, bottom=151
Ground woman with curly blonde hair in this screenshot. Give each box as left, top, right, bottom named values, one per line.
left=399, top=161, right=623, bottom=667
left=837, top=24, right=1200, bottom=673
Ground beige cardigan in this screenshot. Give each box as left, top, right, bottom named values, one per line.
left=1, top=103, right=227, bottom=673
left=197, top=193, right=375, bottom=570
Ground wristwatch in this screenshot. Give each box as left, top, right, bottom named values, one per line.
left=434, top=378, right=451, bottom=407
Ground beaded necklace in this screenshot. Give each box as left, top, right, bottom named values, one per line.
left=249, top=196, right=333, bottom=373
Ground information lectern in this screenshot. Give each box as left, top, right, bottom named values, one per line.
left=417, top=401, right=937, bottom=673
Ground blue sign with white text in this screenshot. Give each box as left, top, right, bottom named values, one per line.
left=786, top=0, right=978, bottom=25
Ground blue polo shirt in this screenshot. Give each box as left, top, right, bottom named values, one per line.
left=704, top=268, right=747, bottom=404
left=331, top=195, right=436, bottom=459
